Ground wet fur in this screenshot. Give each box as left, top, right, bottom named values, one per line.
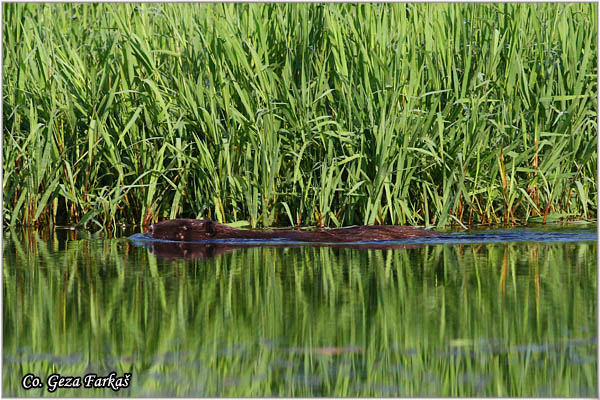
left=147, top=218, right=438, bottom=243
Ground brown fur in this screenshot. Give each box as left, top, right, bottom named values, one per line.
left=147, top=218, right=438, bottom=243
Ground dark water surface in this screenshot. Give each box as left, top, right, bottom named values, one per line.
left=3, top=225, right=597, bottom=396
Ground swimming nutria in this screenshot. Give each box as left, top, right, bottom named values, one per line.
left=147, top=218, right=438, bottom=243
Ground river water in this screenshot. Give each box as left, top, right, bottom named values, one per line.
left=3, top=225, right=597, bottom=396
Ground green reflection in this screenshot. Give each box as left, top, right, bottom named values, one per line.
left=3, top=229, right=597, bottom=397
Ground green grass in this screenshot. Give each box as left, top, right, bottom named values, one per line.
left=2, top=3, right=597, bottom=230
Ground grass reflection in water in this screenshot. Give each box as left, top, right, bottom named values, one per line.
left=3, top=229, right=597, bottom=397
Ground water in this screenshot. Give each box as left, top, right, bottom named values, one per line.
left=133, top=226, right=599, bottom=243
left=3, top=225, right=597, bottom=396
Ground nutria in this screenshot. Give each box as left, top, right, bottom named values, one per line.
left=147, top=218, right=438, bottom=243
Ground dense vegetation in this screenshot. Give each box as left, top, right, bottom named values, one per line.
left=3, top=3, right=597, bottom=230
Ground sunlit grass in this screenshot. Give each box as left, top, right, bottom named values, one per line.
left=3, top=3, right=597, bottom=229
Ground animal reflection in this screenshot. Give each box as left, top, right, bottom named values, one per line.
left=145, top=240, right=427, bottom=260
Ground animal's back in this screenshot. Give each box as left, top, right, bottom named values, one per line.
left=147, top=218, right=438, bottom=242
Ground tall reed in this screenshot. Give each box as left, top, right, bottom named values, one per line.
left=3, top=3, right=597, bottom=229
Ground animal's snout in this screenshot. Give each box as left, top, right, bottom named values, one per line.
left=148, top=225, right=154, bottom=236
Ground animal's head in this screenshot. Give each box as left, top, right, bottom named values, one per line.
left=147, top=219, right=217, bottom=241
